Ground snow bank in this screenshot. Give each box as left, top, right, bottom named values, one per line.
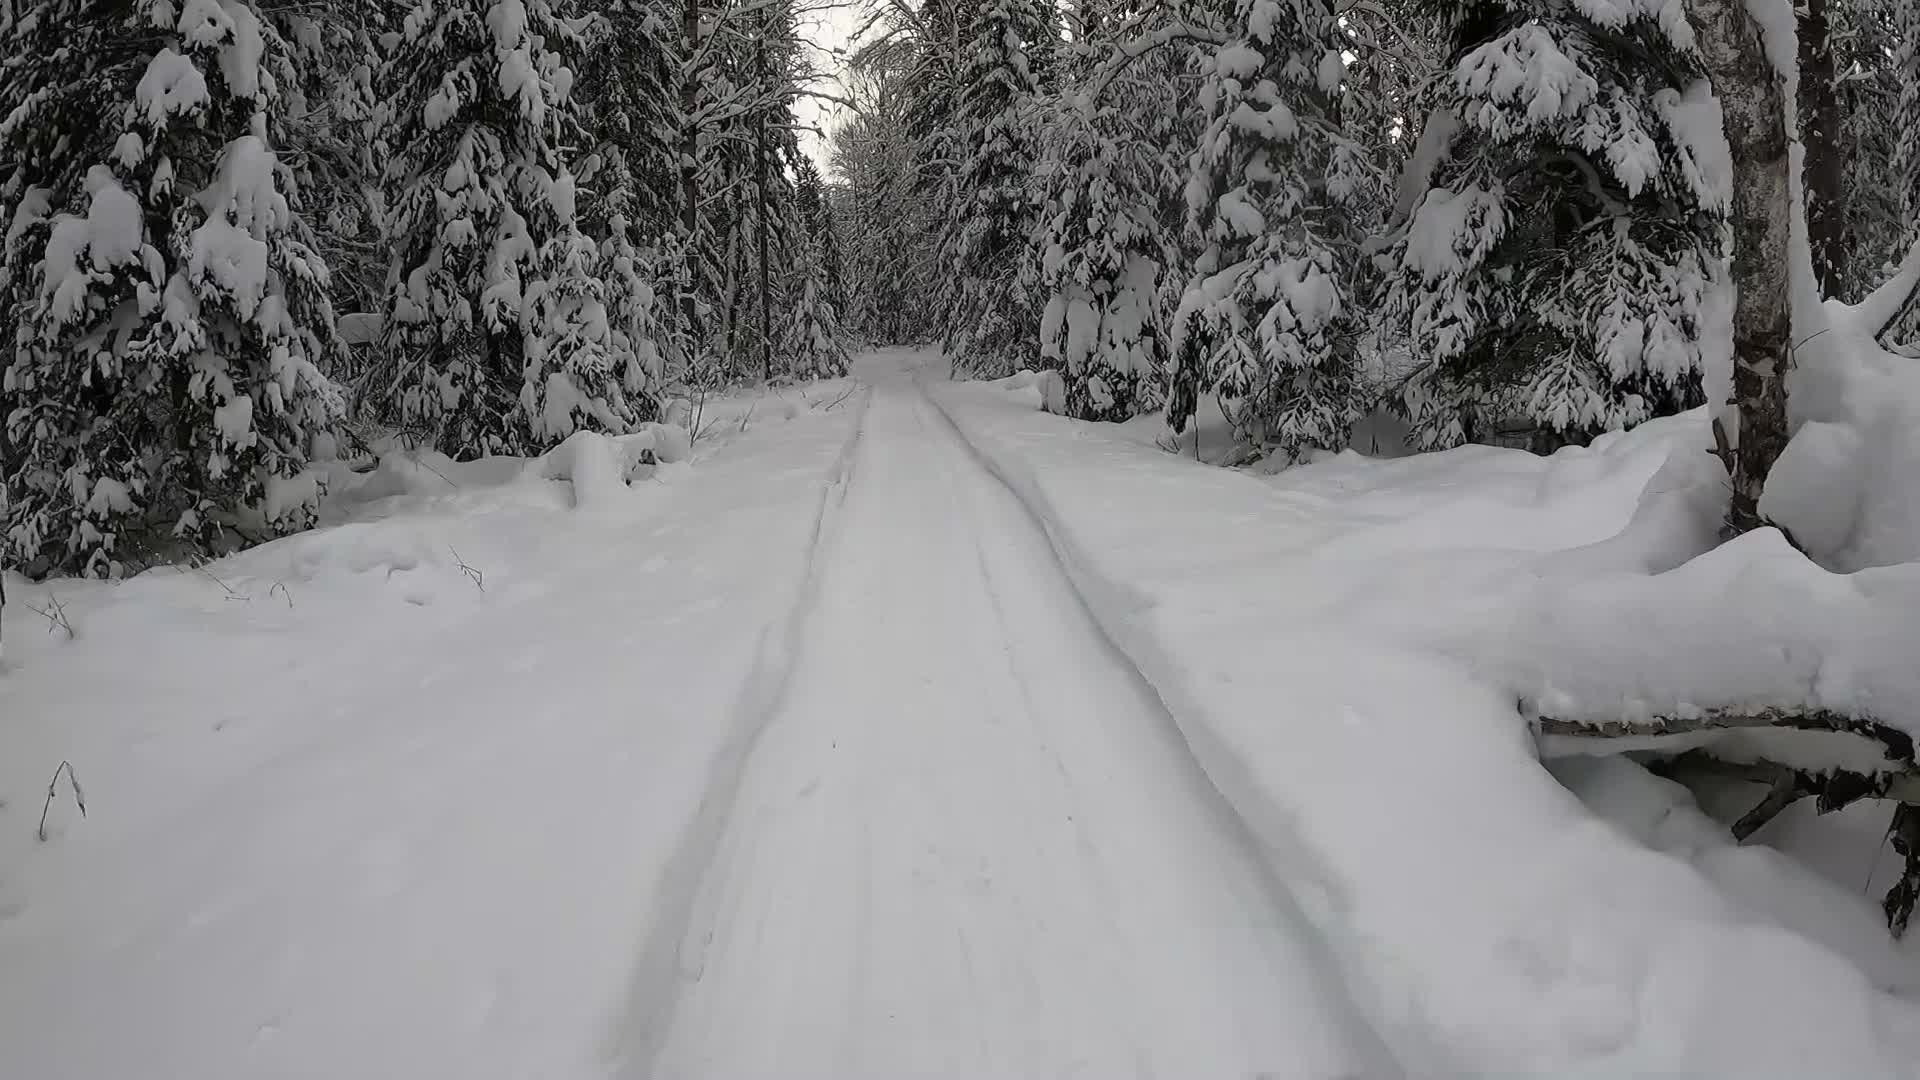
left=320, top=422, right=693, bottom=516
left=932, top=381, right=1920, bottom=1075
left=1764, top=281, right=1920, bottom=572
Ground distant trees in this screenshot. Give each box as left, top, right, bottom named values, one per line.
left=830, top=0, right=1918, bottom=463
left=2, top=0, right=848, bottom=578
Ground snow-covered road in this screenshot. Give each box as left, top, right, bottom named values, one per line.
left=0, top=349, right=1392, bottom=1079
left=644, top=358, right=1390, bottom=1078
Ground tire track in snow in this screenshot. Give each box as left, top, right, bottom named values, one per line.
left=604, top=386, right=872, bottom=1074
left=645, top=364, right=1397, bottom=1078
left=919, top=377, right=1404, bottom=1077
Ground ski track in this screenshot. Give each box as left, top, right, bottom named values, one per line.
left=607, top=387, right=872, bottom=1071
left=641, top=351, right=1394, bottom=1080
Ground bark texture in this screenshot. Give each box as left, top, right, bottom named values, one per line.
left=1693, top=0, right=1794, bottom=537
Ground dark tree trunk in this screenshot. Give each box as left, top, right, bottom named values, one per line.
left=1799, top=0, right=1847, bottom=298
left=754, top=21, right=772, bottom=382
left=1694, top=0, right=1794, bottom=538
left=679, top=0, right=702, bottom=354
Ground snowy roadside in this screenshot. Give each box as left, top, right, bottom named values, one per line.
left=0, top=384, right=864, bottom=1079
left=931, top=378, right=1920, bottom=1075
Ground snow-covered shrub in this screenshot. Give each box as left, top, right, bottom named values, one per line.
left=1172, top=0, right=1382, bottom=459
left=1, top=0, right=344, bottom=578
left=1382, top=1, right=1726, bottom=450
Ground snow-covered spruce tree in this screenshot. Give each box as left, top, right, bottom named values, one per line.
left=1, top=0, right=344, bottom=578
left=567, top=0, right=680, bottom=395
left=1813, top=0, right=1905, bottom=307
left=273, top=5, right=397, bottom=323
left=942, top=0, right=1057, bottom=374
left=833, top=36, right=944, bottom=344
left=781, top=157, right=847, bottom=376
left=781, top=237, right=849, bottom=378
left=1030, top=17, right=1199, bottom=422
left=1170, top=0, right=1379, bottom=458
left=795, top=157, right=848, bottom=320
left=1382, top=1, right=1724, bottom=451
left=378, top=0, right=640, bottom=455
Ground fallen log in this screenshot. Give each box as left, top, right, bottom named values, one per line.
left=1533, top=706, right=1920, bottom=937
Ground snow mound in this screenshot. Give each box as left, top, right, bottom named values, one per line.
left=932, top=379, right=1920, bottom=1075
left=1763, top=275, right=1920, bottom=572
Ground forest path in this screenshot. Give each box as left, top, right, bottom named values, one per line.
left=641, top=350, right=1393, bottom=1079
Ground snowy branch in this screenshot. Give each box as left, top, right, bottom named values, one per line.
left=1863, top=234, right=1920, bottom=344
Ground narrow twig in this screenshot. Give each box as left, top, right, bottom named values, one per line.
left=27, top=594, right=74, bottom=639
left=270, top=581, right=293, bottom=608
left=37, top=760, right=86, bottom=842
left=449, top=547, right=485, bottom=592
left=821, top=383, right=859, bottom=412
left=196, top=567, right=249, bottom=602
left=1867, top=810, right=1898, bottom=893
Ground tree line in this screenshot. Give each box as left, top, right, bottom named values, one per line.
left=829, top=0, right=1920, bottom=466
left=1, top=0, right=849, bottom=579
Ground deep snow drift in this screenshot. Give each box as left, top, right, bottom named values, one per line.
left=937, top=367, right=1920, bottom=1075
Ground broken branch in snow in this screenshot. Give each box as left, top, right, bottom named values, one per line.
left=1651, top=751, right=1920, bottom=838
left=450, top=547, right=485, bottom=592
left=1544, top=705, right=1920, bottom=936
left=1886, top=805, right=1920, bottom=937
left=27, top=593, right=73, bottom=639
left=820, top=384, right=859, bottom=412
left=195, top=566, right=249, bottom=602
left=1535, top=705, right=1916, bottom=766
left=37, top=760, right=86, bottom=842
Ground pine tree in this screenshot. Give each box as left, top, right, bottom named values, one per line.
left=782, top=238, right=849, bottom=378
left=2, top=0, right=344, bottom=577
left=833, top=36, right=943, bottom=344
left=1030, top=8, right=1198, bottom=422
left=784, top=156, right=847, bottom=375
left=273, top=4, right=398, bottom=323
left=377, top=0, right=639, bottom=455
left=1383, top=1, right=1724, bottom=450
left=1171, top=0, right=1379, bottom=458
left=942, top=0, right=1057, bottom=373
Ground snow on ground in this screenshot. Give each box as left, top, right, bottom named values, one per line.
left=935, top=370, right=1920, bottom=1075
left=0, top=381, right=863, bottom=1078
left=11, top=341, right=1920, bottom=1078
left=647, top=364, right=1392, bottom=1078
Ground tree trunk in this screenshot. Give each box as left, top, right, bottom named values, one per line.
left=1889, top=6, right=1920, bottom=345
left=754, top=21, right=773, bottom=383
left=1798, top=0, right=1846, bottom=298
left=679, top=0, right=702, bottom=355
left=1693, top=0, right=1794, bottom=538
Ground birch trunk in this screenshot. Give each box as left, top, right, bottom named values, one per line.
left=1693, top=0, right=1794, bottom=537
